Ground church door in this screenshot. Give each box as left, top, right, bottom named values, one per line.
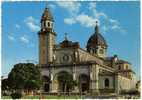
left=57, top=71, right=72, bottom=93
left=44, top=83, right=50, bottom=92
left=79, top=74, right=90, bottom=93
left=42, top=76, right=50, bottom=92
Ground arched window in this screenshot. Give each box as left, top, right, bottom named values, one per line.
left=104, top=78, right=109, bottom=88
left=118, top=65, right=121, bottom=70
left=42, top=76, right=50, bottom=82
left=90, top=49, right=93, bottom=54
left=93, top=49, right=95, bottom=54
left=48, top=22, right=50, bottom=27
left=99, top=49, right=104, bottom=54
left=126, top=65, right=128, bottom=69
left=44, top=22, right=46, bottom=27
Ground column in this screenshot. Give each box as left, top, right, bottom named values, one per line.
left=115, top=73, right=120, bottom=95
left=90, top=64, right=99, bottom=95
left=72, top=64, right=79, bottom=92
left=49, top=67, right=58, bottom=93
left=50, top=72, right=53, bottom=92
left=73, top=66, right=76, bottom=80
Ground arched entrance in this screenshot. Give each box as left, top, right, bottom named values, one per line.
left=104, top=78, right=109, bottom=88
left=42, top=76, right=50, bottom=92
left=57, top=71, right=73, bottom=92
left=79, top=74, right=90, bottom=93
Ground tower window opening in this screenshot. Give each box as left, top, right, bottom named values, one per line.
left=118, top=66, right=121, bottom=70
left=48, top=22, right=50, bottom=27
left=90, top=49, right=93, bottom=54
left=126, top=65, right=128, bottom=70
left=104, top=78, right=109, bottom=88
left=99, top=49, right=104, bottom=54
left=92, top=49, right=95, bottom=54
left=44, top=22, right=46, bottom=27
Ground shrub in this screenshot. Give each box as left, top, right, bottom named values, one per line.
left=120, top=89, right=139, bottom=95
left=11, top=92, right=22, bottom=99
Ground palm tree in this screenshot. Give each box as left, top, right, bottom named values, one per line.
left=57, top=71, right=77, bottom=94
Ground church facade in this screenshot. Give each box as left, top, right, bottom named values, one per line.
left=38, top=8, right=136, bottom=95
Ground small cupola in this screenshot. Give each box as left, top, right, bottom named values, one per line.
left=60, top=33, right=80, bottom=49
left=41, top=7, right=54, bottom=22
left=40, top=7, right=54, bottom=31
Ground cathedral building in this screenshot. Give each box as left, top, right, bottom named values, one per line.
left=38, top=8, right=136, bottom=95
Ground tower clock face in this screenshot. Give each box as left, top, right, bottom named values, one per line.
left=60, top=54, right=72, bottom=63
left=63, top=54, right=69, bottom=62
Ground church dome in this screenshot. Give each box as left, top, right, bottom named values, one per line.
left=87, top=22, right=107, bottom=49
left=41, top=8, right=54, bottom=22
left=87, top=32, right=107, bottom=48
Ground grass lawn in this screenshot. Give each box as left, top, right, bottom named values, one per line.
left=2, top=95, right=81, bottom=99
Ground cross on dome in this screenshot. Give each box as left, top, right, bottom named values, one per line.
left=64, top=33, right=68, bottom=40
left=95, top=21, right=99, bottom=33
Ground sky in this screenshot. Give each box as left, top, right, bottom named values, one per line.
left=2, top=1, right=140, bottom=80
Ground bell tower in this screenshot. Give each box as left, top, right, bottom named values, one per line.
left=38, top=8, right=56, bottom=65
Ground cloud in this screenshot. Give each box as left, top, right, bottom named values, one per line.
left=20, top=35, right=29, bottom=44
left=108, top=19, right=127, bottom=34
left=63, top=2, right=126, bottom=35
left=109, top=19, right=120, bottom=30
left=100, top=18, right=126, bottom=35
left=76, top=14, right=98, bottom=27
left=8, top=35, right=15, bottom=41
left=111, top=24, right=127, bottom=35
left=64, top=18, right=76, bottom=25
left=56, top=1, right=81, bottom=16
left=89, top=2, right=107, bottom=19
left=101, top=25, right=108, bottom=33
left=26, top=22, right=40, bottom=32
left=112, top=25, right=120, bottom=30
left=89, top=2, right=96, bottom=10
left=62, top=2, right=101, bottom=28
left=64, top=13, right=99, bottom=28
left=24, top=16, right=40, bottom=32
left=48, top=4, right=56, bottom=9
left=15, top=24, right=20, bottom=29
left=89, top=2, right=126, bottom=34
left=109, top=19, right=119, bottom=24
left=25, top=16, right=37, bottom=23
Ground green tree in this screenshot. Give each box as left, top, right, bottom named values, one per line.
left=57, top=72, right=77, bottom=93
left=2, top=78, right=9, bottom=95
left=2, top=79, right=9, bottom=90
left=8, top=63, right=42, bottom=94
